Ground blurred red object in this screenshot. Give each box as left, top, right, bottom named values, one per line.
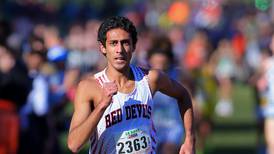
left=0, top=99, right=19, bottom=154
left=232, top=33, right=246, bottom=61
left=168, top=1, right=190, bottom=25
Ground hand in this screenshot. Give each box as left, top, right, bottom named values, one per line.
left=179, top=137, right=195, bottom=154
left=99, top=81, right=118, bottom=108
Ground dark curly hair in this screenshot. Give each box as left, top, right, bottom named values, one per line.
left=97, top=16, right=138, bottom=49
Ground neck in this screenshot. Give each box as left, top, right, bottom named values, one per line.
left=105, top=65, right=132, bottom=87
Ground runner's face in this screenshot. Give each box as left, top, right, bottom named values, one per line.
left=101, top=28, right=134, bottom=71
left=149, top=53, right=169, bottom=70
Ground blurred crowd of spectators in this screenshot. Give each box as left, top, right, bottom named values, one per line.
left=0, top=0, right=273, bottom=154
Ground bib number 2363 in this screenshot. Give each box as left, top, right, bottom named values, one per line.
left=116, top=129, right=151, bottom=154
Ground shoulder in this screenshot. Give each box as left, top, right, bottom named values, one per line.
left=132, top=65, right=160, bottom=79
left=76, top=76, right=101, bottom=99
left=147, top=69, right=161, bottom=82
left=79, top=74, right=100, bottom=88
left=146, top=69, right=166, bottom=93
left=148, top=67, right=172, bottom=79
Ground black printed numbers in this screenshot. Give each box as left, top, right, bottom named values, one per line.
left=117, top=142, right=125, bottom=154
left=140, top=136, right=147, bottom=149
left=125, top=141, right=133, bottom=153
left=117, top=136, right=149, bottom=153
left=133, top=138, right=140, bottom=151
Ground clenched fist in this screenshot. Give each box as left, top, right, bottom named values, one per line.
left=99, top=81, right=118, bottom=108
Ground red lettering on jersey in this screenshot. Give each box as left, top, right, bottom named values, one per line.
left=105, top=108, right=122, bottom=128
left=105, top=114, right=111, bottom=128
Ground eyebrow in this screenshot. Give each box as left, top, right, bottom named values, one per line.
left=108, top=38, right=131, bottom=42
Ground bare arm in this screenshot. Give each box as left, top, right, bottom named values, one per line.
left=148, top=69, right=195, bottom=153
left=67, top=79, right=117, bottom=153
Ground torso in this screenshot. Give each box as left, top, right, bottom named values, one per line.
left=89, top=65, right=157, bottom=154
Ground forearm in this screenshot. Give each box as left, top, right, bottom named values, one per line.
left=68, top=104, right=106, bottom=153
left=179, top=88, right=195, bottom=141
left=179, top=105, right=196, bottom=154
left=182, top=106, right=195, bottom=140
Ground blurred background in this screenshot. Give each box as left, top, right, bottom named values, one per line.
left=0, top=0, right=273, bottom=154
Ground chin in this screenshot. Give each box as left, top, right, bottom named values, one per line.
left=113, top=63, right=129, bottom=71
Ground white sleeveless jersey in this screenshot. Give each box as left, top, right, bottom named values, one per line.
left=90, top=65, right=157, bottom=154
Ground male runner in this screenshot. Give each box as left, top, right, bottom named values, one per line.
left=67, top=16, right=195, bottom=154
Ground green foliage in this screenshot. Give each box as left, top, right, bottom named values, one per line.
left=205, top=83, right=258, bottom=154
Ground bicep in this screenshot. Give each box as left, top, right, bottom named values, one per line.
left=157, top=71, right=193, bottom=112
left=157, top=71, right=187, bottom=100
left=69, top=81, right=93, bottom=132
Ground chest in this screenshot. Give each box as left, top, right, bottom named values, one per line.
left=117, top=80, right=135, bottom=94
left=98, top=82, right=153, bottom=128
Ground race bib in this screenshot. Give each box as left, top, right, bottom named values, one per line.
left=115, top=128, right=152, bottom=154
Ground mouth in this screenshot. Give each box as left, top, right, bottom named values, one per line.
left=115, top=57, right=126, bottom=62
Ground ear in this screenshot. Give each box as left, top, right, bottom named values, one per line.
left=99, top=42, right=107, bottom=55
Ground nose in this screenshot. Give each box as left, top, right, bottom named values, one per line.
left=116, top=42, right=124, bottom=53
